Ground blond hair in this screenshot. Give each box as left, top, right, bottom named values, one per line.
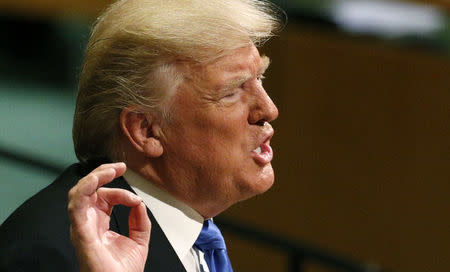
left=73, top=0, right=283, bottom=162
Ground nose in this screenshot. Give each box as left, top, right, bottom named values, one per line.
left=248, top=87, right=279, bottom=125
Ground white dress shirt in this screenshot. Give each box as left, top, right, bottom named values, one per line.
left=124, top=169, right=210, bottom=272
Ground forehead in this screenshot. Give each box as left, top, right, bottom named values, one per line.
left=184, top=45, right=269, bottom=86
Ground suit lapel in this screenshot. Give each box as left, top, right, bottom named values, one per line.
left=106, top=177, right=187, bottom=272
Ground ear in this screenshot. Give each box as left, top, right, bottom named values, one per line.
left=120, top=108, right=163, bottom=158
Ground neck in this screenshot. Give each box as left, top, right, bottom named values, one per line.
left=126, top=159, right=230, bottom=219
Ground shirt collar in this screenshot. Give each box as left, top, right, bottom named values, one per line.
left=123, top=169, right=204, bottom=261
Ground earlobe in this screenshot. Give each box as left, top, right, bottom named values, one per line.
left=120, top=108, right=164, bottom=158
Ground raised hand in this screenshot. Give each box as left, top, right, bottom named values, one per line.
left=68, top=162, right=150, bottom=272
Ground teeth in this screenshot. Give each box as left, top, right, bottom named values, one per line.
left=253, top=146, right=262, bottom=154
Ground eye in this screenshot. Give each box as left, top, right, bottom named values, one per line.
left=224, top=92, right=236, bottom=98
left=222, top=89, right=240, bottom=100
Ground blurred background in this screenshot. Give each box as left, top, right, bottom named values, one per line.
left=0, top=0, right=449, bottom=271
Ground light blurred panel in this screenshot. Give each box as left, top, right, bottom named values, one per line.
left=331, top=0, right=446, bottom=38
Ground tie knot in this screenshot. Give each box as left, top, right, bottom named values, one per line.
left=195, top=219, right=226, bottom=251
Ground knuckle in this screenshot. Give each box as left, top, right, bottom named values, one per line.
left=86, top=173, right=99, bottom=183
left=68, top=187, right=76, bottom=200
left=67, top=202, right=75, bottom=213
left=96, top=163, right=111, bottom=171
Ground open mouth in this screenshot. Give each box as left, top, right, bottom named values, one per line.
left=252, top=138, right=273, bottom=164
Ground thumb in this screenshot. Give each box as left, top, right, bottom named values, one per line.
left=129, top=202, right=151, bottom=247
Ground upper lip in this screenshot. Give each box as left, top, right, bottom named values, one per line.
left=254, top=124, right=274, bottom=150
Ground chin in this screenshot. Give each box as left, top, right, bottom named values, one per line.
left=257, top=169, right=275, bottom=194
left=241, top=164, right=275, bottom=200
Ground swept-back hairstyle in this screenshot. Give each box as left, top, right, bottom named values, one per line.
left=73, top=0, right=283, bottom=162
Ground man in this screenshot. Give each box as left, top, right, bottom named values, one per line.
left=0, top=0, right=282, bottom=271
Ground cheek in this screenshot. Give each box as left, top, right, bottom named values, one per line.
left=190, top=108, right=249, bottom=145
left=164, top=116, right=238, bottom=164
left=165, top=91, right=251, bottom=163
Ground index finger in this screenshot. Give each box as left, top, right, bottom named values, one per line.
left=90, top=162, right=127, bottom=189
left=70, top=162, right=127, bottom=198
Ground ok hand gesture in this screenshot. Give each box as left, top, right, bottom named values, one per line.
left=68, top=162, right=150, bottom=272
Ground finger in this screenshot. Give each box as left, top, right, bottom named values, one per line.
left=91, top=162, right=127, bottom=188
left=129, top=202, right=151, bottom=247
left=96, top=188, right=142, bottom=211
left=68, top=163, right=126, bottom=221
left=75, top=163, right=126, bottom=197
left=91, top=162, right=126, bottom=173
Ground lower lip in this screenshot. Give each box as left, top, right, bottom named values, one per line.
left=252, top=143, right=273, bottom=165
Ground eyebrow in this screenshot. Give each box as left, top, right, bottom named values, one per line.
left=222, top=55, right=271, bottom=91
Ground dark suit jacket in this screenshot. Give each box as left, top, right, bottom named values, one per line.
left=0, top=163, right=186, bottom=272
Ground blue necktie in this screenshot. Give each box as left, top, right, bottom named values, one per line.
left=194, top=219, right=233, bottom=272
